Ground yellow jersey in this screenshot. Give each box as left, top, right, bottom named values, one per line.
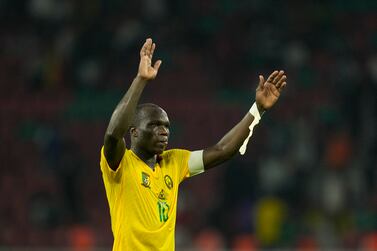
left=100, top=147, right=191, bottom=251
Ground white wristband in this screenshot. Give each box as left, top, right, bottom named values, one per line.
left=239, top=102, right=262, bottom=155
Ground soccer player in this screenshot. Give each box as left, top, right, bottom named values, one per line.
left=100, top=38, right=287, bottom=250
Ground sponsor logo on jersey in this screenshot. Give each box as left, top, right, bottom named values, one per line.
left=158, top=189, right=166, bottom=200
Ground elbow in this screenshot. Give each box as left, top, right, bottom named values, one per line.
left=204, top=142, right=239, bottom=170
left=105, top=123, right=126, bottom=141
left=105, top=130, right=115, bottom=141
left=104, top=131, right=121, bottom=145
left=215, top=143, right=237, bottom=162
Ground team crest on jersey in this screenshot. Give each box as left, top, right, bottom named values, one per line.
left=164, top=175, right=173, bottom=189
left=141, top=172, right=151, bottom=188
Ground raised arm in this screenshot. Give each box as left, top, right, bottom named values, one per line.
left=104, top=38, right=162, bottom=170
left=203, top=70, right=287, bottom=170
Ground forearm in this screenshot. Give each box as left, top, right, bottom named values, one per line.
left=203, top=111, right=258, bottom=169
left=215, top=113, right=254, bottom=157
left=105, top=76, right=148, bottom=139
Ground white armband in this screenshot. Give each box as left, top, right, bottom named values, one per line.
left=188, top=150, right=204, bottom=176
left=239, top=102, right=262, bottom=155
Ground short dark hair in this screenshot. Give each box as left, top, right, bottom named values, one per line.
left=131, top=103, right=162, bottom=128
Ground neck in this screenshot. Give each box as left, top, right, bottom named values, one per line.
left=131, top=146, right=157, bottom=169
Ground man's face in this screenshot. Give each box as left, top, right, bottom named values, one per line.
left=132, top=107, right=170, bottom=155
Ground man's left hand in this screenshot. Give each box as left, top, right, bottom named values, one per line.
left=255, top=70, right=287, bottom=112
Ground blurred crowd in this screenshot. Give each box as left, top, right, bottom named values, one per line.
left=1, top=0, right=377, bottom=250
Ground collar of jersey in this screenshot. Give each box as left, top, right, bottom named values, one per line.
left=129, top=149, right=161, bottom=179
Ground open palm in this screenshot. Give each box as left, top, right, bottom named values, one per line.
left=256, top=70, right=287, bottom=111
left=138, top=38, right=162, bottom=80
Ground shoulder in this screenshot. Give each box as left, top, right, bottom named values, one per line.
left=160, top=149, right=191, bottom=165
left=100, top=146, right=131, bottom=181
left=100, top=146, right=132, bottom=170
left=161, top=149, right=190, bottom=158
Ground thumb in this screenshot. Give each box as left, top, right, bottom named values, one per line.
left=258, top=75, right=265, bottom=90
left=153, top=60, right=162, bottom=71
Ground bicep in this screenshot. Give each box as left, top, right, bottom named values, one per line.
left=104, top=133, right=126, bottom=171
left=203, top=144, right=232, bottom=170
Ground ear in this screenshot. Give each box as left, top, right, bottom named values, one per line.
left=130, top=127, right=138, bottom=137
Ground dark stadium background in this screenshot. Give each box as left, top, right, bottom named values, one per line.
left=1, top=0, right=377, bottom=250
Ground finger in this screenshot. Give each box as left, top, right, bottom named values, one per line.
left=140, top=38, right=152, bottom=57
left=266, top=70, right=279, bottom=83
left=150, top=43, right=156, bottom=58
left=278, top=82, right=287, bottom=92
left=146, top=38, right=153, bottom=56
left=275, top=75, right=287, bottom=89
left=153, top=60, right=162, bottom=71
left=257, top=75, right=265, bottom=90
left=140, top=40, right=149, bottom=57
left=272, top=70, right=284, bottom=84
left=266, top=83, right=280, bottom=97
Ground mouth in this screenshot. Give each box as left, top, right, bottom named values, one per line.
left=157, top=139, right=168, bottom=148
left=158, top=140, right=168, bottom=146
left=155, top=135, right=168, bottom=149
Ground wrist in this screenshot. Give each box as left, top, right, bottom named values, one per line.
left=135, top=74, right=149, bottom=83
left=249, top=102, right=262, bottom=121
left=240, top=102, right=263, bottom=155
left=256, top=102, right=266, bottom=116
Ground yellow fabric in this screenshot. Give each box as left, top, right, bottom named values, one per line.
left=100, top=147, right=191, bottom=251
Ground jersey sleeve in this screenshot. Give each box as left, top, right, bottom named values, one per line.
left=172, top=149, right=191, bottom=183
left=100, top=146, right=125, bottom=183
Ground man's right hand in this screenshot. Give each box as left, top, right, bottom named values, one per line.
left=137, top=38, right=162, bottom=80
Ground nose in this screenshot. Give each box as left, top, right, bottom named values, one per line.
left=158, top=126, right=169, bottom=136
